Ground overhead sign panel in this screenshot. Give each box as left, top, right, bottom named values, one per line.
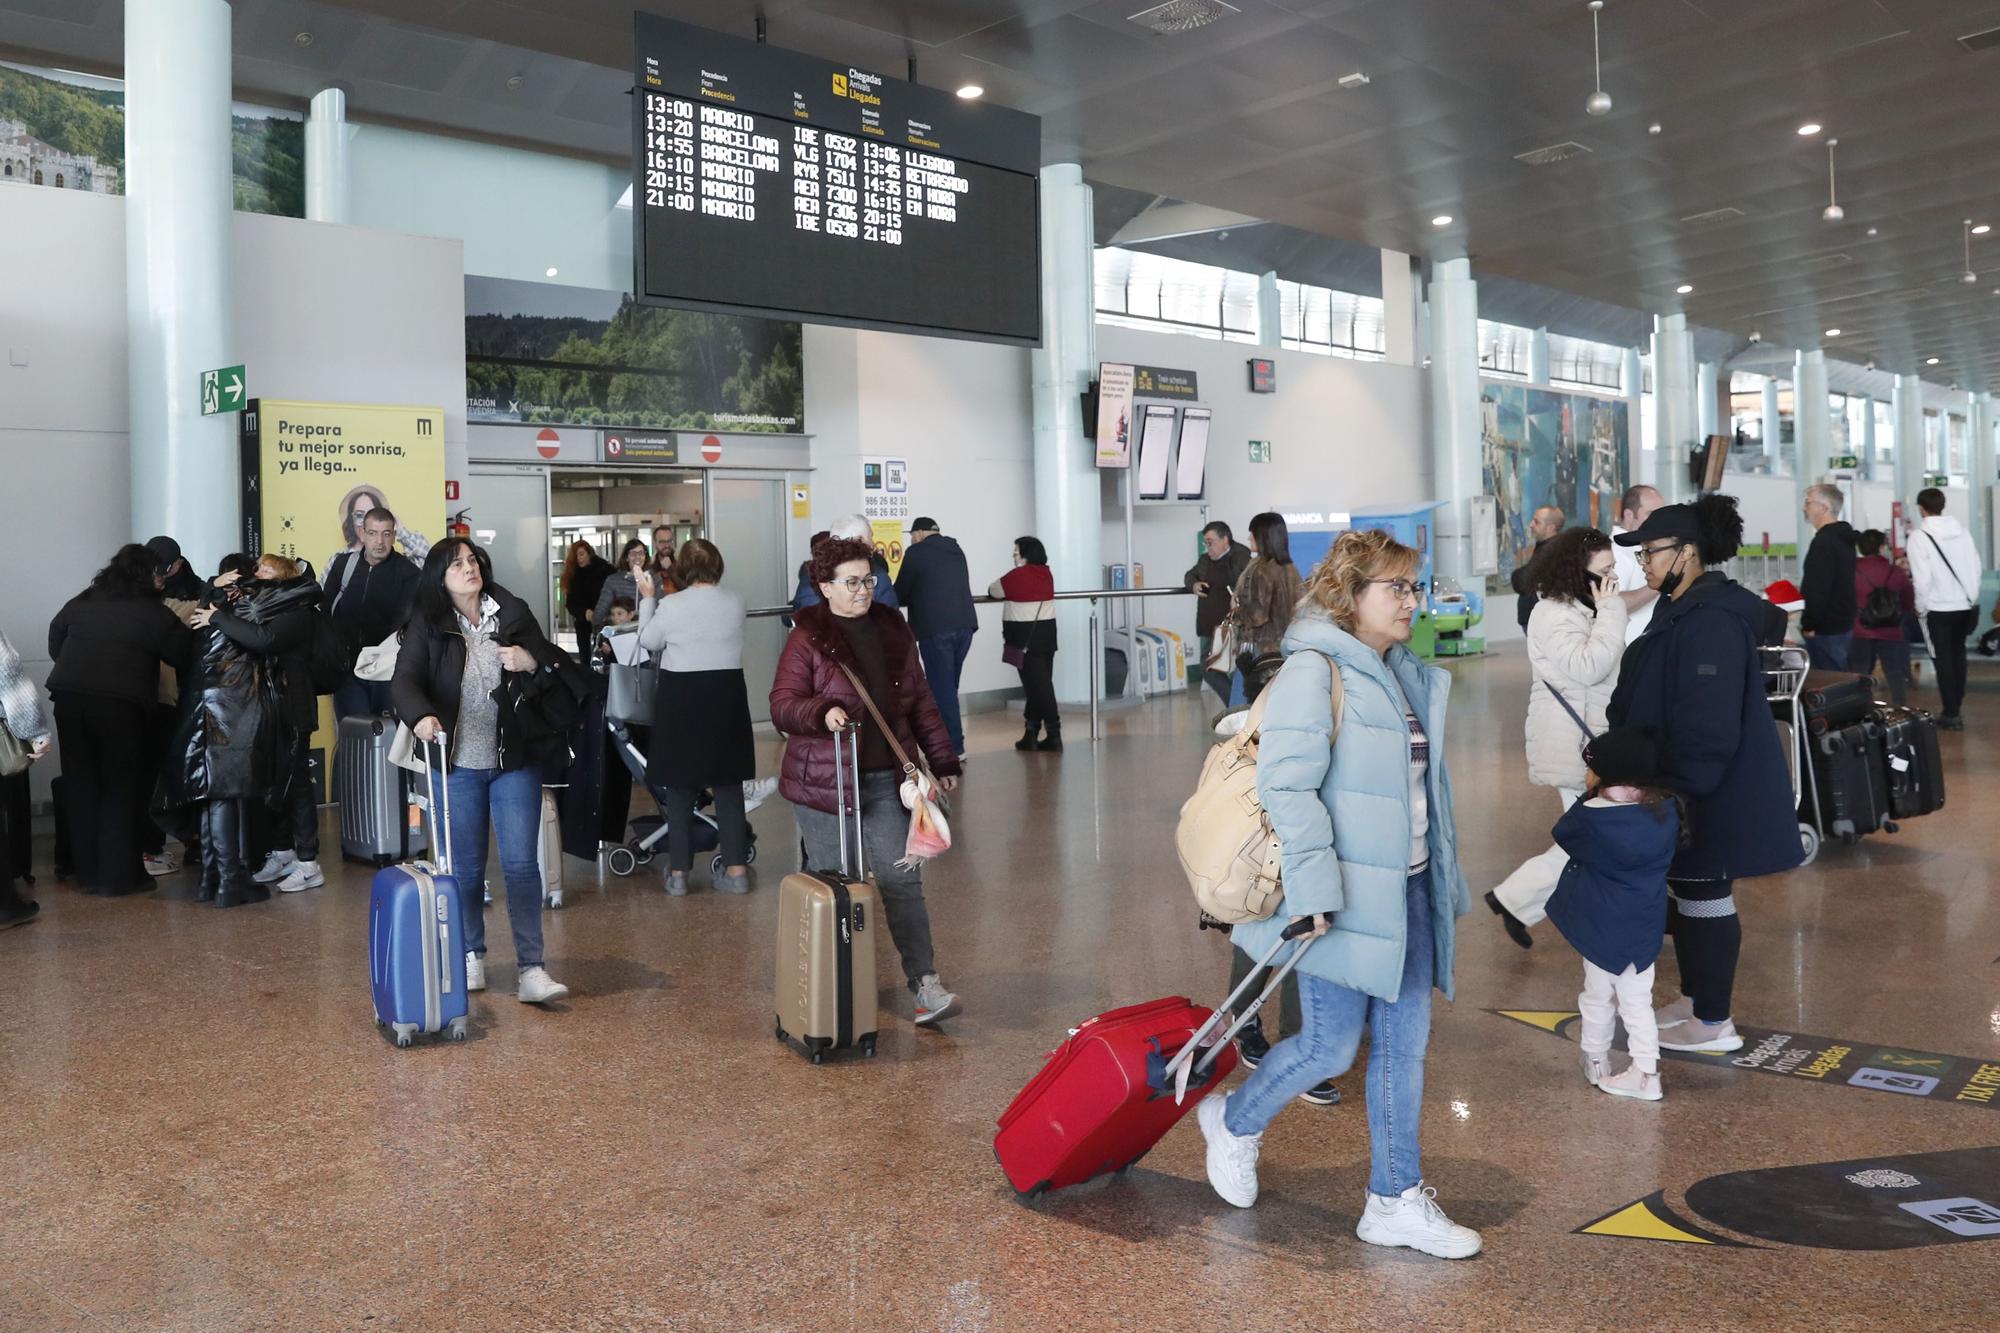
left=633, top=13, right=1042, bottom=346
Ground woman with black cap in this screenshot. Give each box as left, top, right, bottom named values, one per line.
left=1607, top=493, right=1799, bottom=1056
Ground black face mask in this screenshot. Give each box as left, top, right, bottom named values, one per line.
left=1655, top=545, right=1693, bottom=599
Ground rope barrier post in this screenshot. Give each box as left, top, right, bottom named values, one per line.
left=1089, top=596, right=1100, bottom=741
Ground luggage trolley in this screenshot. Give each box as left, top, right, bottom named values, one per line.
left=1764, top=644, right=1826, bottom=865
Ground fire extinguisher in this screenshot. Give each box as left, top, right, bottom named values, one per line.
left=449, top=509, right=471, bottom=540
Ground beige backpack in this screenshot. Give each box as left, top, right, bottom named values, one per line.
left=1175, top=652, right=1343, bottom=924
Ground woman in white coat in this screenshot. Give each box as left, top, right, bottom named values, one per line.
left=1485, top=526, right=1626, bottom=948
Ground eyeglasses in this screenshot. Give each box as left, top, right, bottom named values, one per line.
left=829, top=574, right=878, bottom=593
left=1367, top=578, right=1428, bottom=601
left=1639, top=541, right=1685, bottom=563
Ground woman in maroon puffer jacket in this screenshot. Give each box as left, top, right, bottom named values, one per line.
left=770, top=538, right=964, bottom=1026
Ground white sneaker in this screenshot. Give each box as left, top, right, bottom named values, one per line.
left=252, top=850, right=297, bottom=884
left=1655, top=995, right=1696, bottom=1030
left=1597, top=1062, right=1664, bottom=1101
left=913, top=973, right=961, bottom=1025
left=1579, top=1051, right=1611, bottom=1087
left=143, top=852, right=180, bottom=877
left=1196, top=1094, right=1261, bottom=1208
left=465, top=952, right=486, bottom=992
left=517, top=966, right=570, bottom=1005
left=275, top=860, right=324, bottom=894
left=741, top=776, right=780, bottom=811
left=1657, top=1017, right=1743, bottom=1053
left=1356, top=1183, right=1483, bottom=1259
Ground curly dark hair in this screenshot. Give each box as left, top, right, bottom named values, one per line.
left=807, top=537, right=876, bottom=586
left=87, top=544, right=164, bottom=600
left=1692, top=492, right=1745, bottom=565
left=1529, top=526, right=1612, bottom=606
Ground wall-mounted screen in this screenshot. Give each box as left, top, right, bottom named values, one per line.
left=1136, top=404, right=1177, bottom=501
left=1174, top=407, right=1211, bottom=500
left=633, top=14, right=1042, bottom=345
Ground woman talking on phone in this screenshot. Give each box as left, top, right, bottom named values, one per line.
left=1484, top=527, right=1627, bottom=948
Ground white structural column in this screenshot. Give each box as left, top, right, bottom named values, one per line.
left=1031, top=164, right=1101, bottom=704
left=1696, top=360, right=1719, bottom=440
left=1380, top=250, right=1418, bottom=367
left=1762, top=376, right=1782, bottom=467
left=1859, top=395, right=1876, bottom=480
left=1527, top=327, right=1550, bottom=385
left=125, top=0, right=237, bottom=567
left=1622, top=346, right=1643, bottom=487
left=1793, top=351, right=1831, bottom=557
left=1256, top=270, right=1281, bottom=347
left=305, top=87, right=350, bottom=224
left=1893, top=373, right=1926, bottom=515
left=1651, top=313, right=1697, bottom=503
left=1970, top=391, right=1995, bottom=568
left=1427, top=258, right=1482, bottom=584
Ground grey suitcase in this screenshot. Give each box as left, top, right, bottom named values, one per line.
left=338, top=715, right=428, bottom=867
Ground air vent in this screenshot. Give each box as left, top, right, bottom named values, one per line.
left=1128, top=0, right=1239, bottom=33
left=1679, top=205, right=1747, bottom=226
left=1514, top=141, right=1592, bottom=166
left=1800, top=253, right=1853, bottom=270
left=1957, top=25, right=2000, bottom=52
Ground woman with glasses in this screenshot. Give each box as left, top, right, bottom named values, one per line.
left=1231, top=512, right=1305, bottom=705
left=1196, top=528, right=1480, bottom=1260
left=1484, top=527, right=1627, bottom=949
left=770, top=538, right=965, bottom=1027
left=989, top=535, right=1060, bottom=751
left=1607, top=495, right=1798, bottom=1056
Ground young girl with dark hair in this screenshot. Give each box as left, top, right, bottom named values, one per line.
left=1546, top=727, right=1685, bottom=1102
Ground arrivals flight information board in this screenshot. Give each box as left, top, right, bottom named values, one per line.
left=633, top=13, right=1042, bottom=346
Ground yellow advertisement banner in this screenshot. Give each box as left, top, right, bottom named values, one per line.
left=240, top=399, right=446, bottom=571
left=870, top=518, right=906, bottom=582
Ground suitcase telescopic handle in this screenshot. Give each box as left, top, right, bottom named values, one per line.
left=418, top=730, right=453, bottom=875
left=1164, top=922, right=1321, bottom=1085
left=832, top=719, right=864, bottom=882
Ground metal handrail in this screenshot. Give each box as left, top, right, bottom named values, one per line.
left=745, top=586, right=1197, bottom=739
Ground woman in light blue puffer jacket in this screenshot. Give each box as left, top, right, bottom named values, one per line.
left=1195, top=528, right=1480, bottom=1260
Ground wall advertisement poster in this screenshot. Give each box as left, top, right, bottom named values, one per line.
left=1096, top=362, right=1135, bottom=468
left=1480, top=381, right=1630, bottom=580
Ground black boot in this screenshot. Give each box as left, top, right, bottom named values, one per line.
left=193, top=804, right=220, bottom=902
left=209, top=801, right=267, bottom=909
left=0, top=878, right=37, bottom=930
left=1036, top=720, right=1063, bottom=752
left=1485, top=891, right=1533, bottom=949
left=1015, top=721, right=1040, bottom=751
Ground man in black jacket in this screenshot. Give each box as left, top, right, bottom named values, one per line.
left=1799, top=483, right=1857, bottom=670
left=1185, top=521, right=1251, bottom=704
left=326, top=507, right=420, bottom=718
left=1511, top=505, right=1565, bottom=631
left=894, top=517, right=978, bottom=758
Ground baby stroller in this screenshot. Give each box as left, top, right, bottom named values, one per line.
left=600, top=646, right=765, bottom=880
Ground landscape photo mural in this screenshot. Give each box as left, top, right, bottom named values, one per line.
left=1481, top=381, right=1630, bottom=579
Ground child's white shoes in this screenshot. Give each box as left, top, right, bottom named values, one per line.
left=1595, top=1062, right=1663, bottom=1101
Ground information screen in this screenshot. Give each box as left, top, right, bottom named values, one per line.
left=634, top=14, right=1042, bottom=345
left=1175, top=407, right=1211, bottom=500
left=1136, top=405, right=1177, bottom=501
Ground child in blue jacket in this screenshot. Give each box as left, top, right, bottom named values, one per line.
left=1545, top=727, right=1684, bottom=1102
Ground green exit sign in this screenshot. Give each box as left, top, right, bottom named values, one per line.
left=1248, top=439, right=1272, bottom=464
left=200, top=364, right=246, bottom=416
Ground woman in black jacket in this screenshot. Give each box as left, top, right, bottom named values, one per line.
left=211, top=554, right=325, bottom=895
left=168, top=555, right=316, bottom=907
left=1608, top=493, right=1801, bottom=1056
left=392, top=539, right=574, bottom=1006
left=46, top=544, right=194, bottom=896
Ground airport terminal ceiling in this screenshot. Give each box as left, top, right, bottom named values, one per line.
left=11, top=1, right=2000, bottom=383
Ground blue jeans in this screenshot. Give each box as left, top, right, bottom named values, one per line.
left=1805, top=632, right=1852, bottom=671
left=917, top=628, right=976, bottom=754
left=1224, top=869, right=1435, bottom=1198
left=445, top=764, right=546, bottom=968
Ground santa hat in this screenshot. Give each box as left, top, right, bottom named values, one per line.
left=1764, top=579, right=1805, bottom=612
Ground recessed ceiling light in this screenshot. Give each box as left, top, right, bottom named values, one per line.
left=955, top=84, right=984, bottom=99
left=1926, top=357, right=1941, bottom=365
left=1866, top=227, right=1879, bottom=236
left=1431, top=214, right=1453, bottom=227
left=1976, top=224, right=1993, bottom=235
left=1824, top=327, right=1842, bottom=337
left=1675, top=283, right=1693, bottom=294
left=1797, top=122, right=1822, bottom=136
left=545, top=266, right=558, bottom=277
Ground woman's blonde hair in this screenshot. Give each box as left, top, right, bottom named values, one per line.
left=1300, top=529, right=1421, bottom=631
left=257, top=553, right=302, bottom=580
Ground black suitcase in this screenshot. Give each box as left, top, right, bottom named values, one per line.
left=1814, top=720, right=1889, bottom=842
left=1873, top=706, right=1945, bottom=819
left=1801, top=671, right=1873, bottom=734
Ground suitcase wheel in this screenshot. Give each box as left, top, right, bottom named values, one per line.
left=448, top=1017, right=469, bottom=1042
left=607, top=846, right=637, bottom=877
left=1840, top=831, right=1858, bottom=845
left=1884, top=820, right=1900, bottom=834
left=1798, top=823, right=1821, bottom=866
left=810, top=1050, right=825, bottom=1065
left=544, top=891, right=564, bottom=910
left=634, top=844, right=655, bottom=867
left=775, top=1023, right=788, bottom=1043
left=711, top=853, right=725, bottom=880
left=861, top=1035, right=878, bottom=1058
left=745, top=843, right=757, bottom=865
left=390, top=1022, right=417, bottom=1049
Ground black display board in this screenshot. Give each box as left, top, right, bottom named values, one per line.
left=633, top=13, right=1042, bottom=345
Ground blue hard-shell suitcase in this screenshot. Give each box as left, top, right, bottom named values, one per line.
left=369, top=736, right=469, bottom=1047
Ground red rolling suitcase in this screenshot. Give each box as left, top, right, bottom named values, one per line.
left=994, top=925, right=1314, bottom=1201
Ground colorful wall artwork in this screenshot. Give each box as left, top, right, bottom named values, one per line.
left=1480, top=380, right=1630, bottom=579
